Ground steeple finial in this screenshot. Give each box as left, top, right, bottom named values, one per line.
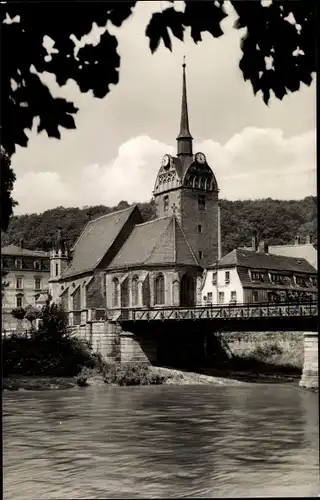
left=176, top=56, right=193, bottom=157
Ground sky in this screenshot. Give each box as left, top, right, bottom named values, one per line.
left=11, top=1, right=316, bottom=215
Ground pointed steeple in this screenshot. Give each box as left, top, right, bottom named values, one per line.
left=176, top=56, right=193, bottom=157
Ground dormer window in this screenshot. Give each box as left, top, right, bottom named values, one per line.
left=15, top=259, right=22, bottom=269
left=34, top=260, right=41, bottom=270
left=296, top=276, right=306, bottom=287
left=270, top=273, right=281, bottom=283
left=310, top=276, right=317, bottom=287
left=251, top=271, right=264, bottom=282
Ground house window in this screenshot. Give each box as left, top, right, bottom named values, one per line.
left=164, top=195, right=169, bottom=211
left=295, top=276, right=306, bottom=287
left=198, top=224, right=202, bottom=233
left=230, top=291, right=237, bottom=303
left=34, top=260, right=41, bottom=270
left=112, top=278, right=120, bottom=307
left=212, top=272, right=217, bottom=285
left=198, top=194, right=206, bottom=210
left=154, top=274, right=165, bottom=305
left=252, top=290, right=259, bottom=302
left=16, top=294, right=23, bottom=308
left=251, top=271, right=264, bottom=282
left=15, top=259, right=22, bottom=269
left=198, top=250, right=203, bottom=259
left=35, top=278, right=41, bottom=290
left=131, top=275, right=139, bottom=306
left=270, top=273, right=282, bottom=283
left=225, top=271, right=230, bottom=284
left=55, top=263, right=59, bottom=277
left=218, top=291, right=224, bottom=304
left=207, top=292, right=213, bottom=303
left=16, top=277, right=23, bottom=290
left=311, top=276, right=317, bottom=287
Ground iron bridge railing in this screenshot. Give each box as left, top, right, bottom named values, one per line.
left=106, top=301, right=318, bottom=322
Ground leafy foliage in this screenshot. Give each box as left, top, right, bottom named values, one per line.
left=4, top=298, right=96, bottom=376
left=103, top=361, right=167, bottom=386
left=11, top=307, right=26, bottom=321
left=0, top=147, right=18, bottom=232
left=24, top=305, right=40, bottom=329
left=2, top=1, right=315, bottom=156
left=2, top=196, right=316, bottom=255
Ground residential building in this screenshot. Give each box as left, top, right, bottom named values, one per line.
left=201, top=244, right=317, bottom=306
left=1, top=243, right=50, bottom=331
left=49, top=61, right=221, bottom=324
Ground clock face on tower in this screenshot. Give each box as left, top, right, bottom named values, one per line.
left=161, top=154, right=171, bottom=169
left=195, top=152, right=206, bottom=164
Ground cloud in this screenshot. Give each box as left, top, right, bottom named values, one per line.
left=13, top=127, right=316, bottom=214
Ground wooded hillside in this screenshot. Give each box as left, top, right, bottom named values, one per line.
left=2, top=196, right=317, bottom=255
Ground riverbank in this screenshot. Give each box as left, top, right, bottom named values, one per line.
left=3, top=364, right=304, bottom=391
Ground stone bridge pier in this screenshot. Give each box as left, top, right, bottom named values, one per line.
left=299, top=333, right=318, bottom=389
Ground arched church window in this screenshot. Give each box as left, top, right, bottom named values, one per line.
left=112, top=278, right=120, bottom=307
left=154, top=274, right=165, bottom=305
left=193, top=177, right=199, bottom=188
left=132, top=275, right=139, bottom=306
left=200, top=178, right=205, bottom=189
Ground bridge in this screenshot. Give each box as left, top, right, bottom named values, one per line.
left=106, top=301, right=318, bottom=332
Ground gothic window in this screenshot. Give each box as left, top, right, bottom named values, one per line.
left=194, top=177, right=199, bottom=188
left=198, top=224, right=202, bottom=233
left=132, top=275, right=139, bottom=306
left=200, top=178, right=205, bottom=189
left=55, top=263, right=59, bottom=277
left=112, top=278, right=120, bottom=307
left=198, top=194, right=206, bottom=210
left=164, top=195, right=169, bottom=211
left=198, top=250, right=203, bottom=259
left=154, top=274, right=165, bottom=305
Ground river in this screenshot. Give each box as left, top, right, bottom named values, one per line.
left=3, top=384, right=319, bottom=499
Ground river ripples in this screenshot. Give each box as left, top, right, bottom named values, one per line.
left=3, top=384, right=319, bottom=498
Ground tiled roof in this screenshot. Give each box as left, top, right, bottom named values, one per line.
left=211, top=248, right=316, bottom=274
left=63, top=205, right=139, bottom=278
left=269, top=244, right=317, bottom=270
left=1, top=245, right=48, bottom=257
left=108, top=215, right=200, bottom=270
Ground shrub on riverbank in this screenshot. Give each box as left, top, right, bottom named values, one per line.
left=102, top=362, right=167, bottom=386
left=3, top=300, right=97, bottom=377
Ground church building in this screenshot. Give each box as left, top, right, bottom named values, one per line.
left=49, top=62, right=221, bottom=324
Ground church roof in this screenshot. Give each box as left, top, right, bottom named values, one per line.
left=62, top=205, right=139, bottom=278
left=107, top=215, right=200, bottom=270
left=1, top=245, right=48, bottom=257
left=210, top=248, right=316, bottom=274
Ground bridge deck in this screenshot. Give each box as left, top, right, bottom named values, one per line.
left=107, top=301, right=318, bottom=323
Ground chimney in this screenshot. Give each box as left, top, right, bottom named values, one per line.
left=258, top=240, right=267, bottom=253
left=251, top=233, right=258, bottom=252
left=294, top=235, right=300, bottom=246
left=306, top=235, right=311, bottom=244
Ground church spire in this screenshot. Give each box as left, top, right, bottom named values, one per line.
left=176, top=56, right=193, bottom=157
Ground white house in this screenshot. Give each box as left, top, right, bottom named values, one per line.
left=201, top=246, right=317, bottom=306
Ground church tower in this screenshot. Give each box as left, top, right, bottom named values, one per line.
left=49, top=227, right=69, bottom=280
left=153, top=59, right=220, bottom=267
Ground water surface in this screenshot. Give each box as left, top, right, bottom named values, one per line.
left=3, top=384, right=319, bottom=498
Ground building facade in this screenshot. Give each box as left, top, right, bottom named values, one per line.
left=49, top=62, right=221, bottom=323
left=201, top=245, right=317, bottom=306
left=1, top=244, right=50, bottom=331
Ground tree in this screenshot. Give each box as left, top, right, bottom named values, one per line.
left=24, top=305, right=40, bottom=331
left=1, top=1, right=315, bottom=157
left=11, top=307, right=26, bottom=321
left=0, top=147, right=18, bottom=232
